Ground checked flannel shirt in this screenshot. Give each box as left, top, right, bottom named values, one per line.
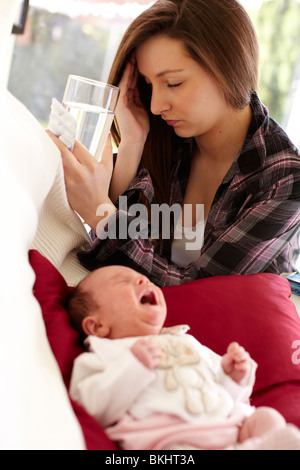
left=78, top=93, right=300, bottom=287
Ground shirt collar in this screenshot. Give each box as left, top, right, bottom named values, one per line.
left=181, top=93, right=269, bottom=184
left=220, top=93, right=268, bottom=184
left=236, top=93, right=268, bottom=175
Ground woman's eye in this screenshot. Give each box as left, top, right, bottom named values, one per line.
left=168, top=83, right=182, bottom=88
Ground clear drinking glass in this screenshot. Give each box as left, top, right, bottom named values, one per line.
left=62, top=75, right=120, bottom=161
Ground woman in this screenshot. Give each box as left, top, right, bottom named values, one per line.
left=50, top=0, right=300, bottom=287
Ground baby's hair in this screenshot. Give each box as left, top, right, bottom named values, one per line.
left=67, top=282, right=99, bottom=340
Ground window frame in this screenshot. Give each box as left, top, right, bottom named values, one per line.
left=12, top=0, right=30, bottom=35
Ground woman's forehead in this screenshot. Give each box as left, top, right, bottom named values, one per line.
left=136, top=35, right=191, bottom=76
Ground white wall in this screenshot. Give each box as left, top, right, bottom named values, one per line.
left=1, top=35, right=16, bottom=88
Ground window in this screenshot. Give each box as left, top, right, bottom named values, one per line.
left=245, top=0, right=300, bottom=147
left=8, top=0, right=153, bottom=126
left=7, top=0, right=300, bottom=148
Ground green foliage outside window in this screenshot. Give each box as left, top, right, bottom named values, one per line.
left=8, top=1, right=300, bottom=131
left=250, top=0, right=300, bottom=123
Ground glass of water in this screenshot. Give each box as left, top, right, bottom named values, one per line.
left=63, top=75, right=120, bottom=161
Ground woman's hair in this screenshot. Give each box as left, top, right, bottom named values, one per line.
left=108, top=0, right=259, bottom=204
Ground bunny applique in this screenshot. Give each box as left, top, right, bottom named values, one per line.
left=150, top=325, right=223, bottom=415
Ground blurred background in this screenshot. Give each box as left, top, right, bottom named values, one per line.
left=6, top=0, right=300, bottom=147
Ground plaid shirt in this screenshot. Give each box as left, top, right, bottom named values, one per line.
left=78, top=94, right=300, bottom=287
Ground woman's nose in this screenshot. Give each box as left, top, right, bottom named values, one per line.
left=150, top=89, right=170, bottom=116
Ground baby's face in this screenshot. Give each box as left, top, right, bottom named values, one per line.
left=81, top=266, right=167, bottom=339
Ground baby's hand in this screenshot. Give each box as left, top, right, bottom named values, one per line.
left=221, top=342, right=251, bottom=384
left=131, top=339, right=162, bottom=370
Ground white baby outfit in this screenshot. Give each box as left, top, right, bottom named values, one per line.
left=69, top=327, right=257, bottom=450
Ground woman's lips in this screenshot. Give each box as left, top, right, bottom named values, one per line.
left=165, top=120, right=180, bottom=127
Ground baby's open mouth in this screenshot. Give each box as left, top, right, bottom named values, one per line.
left=140, top=289, right=158, bottom=306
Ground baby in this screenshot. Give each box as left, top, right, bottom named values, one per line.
left=68, top=265, right=300, bottom=450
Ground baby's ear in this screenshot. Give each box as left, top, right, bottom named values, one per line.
left=82, top=315, right=110, bottom=338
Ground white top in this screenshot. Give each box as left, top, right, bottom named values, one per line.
left=171, top=217, right=206, bottom=267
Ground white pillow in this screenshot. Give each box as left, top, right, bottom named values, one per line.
left=0, top=89, right=85, bottom=449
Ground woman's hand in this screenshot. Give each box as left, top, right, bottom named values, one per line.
left=47, top=131, right=116, bottom=232
left=116, top=57, right=150, bottom=146
left=110, top=58, right=150, bottom=202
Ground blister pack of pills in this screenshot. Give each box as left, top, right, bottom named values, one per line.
left=48, top=98, right=77, bottom=150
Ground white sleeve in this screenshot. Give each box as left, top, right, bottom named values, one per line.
left=190, top=337, right=257, bottom=404
left=69, top=341, right=155, bottom=428
left=216, top=358, right=257, bottom=404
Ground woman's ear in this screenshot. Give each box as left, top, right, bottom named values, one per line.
left=82, top=315, right=110, bottom=338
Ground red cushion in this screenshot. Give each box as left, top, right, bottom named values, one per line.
left=163, top=274, right=300, bottom=427
left=30, top=249, right=82, bottom=388
left=29, top=249, right=300, bottom=450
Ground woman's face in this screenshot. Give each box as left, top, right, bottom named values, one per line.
left=135, top=35, right=231, bottom=141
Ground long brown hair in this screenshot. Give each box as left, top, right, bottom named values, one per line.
left=108, top=0, right=259, bottom=205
